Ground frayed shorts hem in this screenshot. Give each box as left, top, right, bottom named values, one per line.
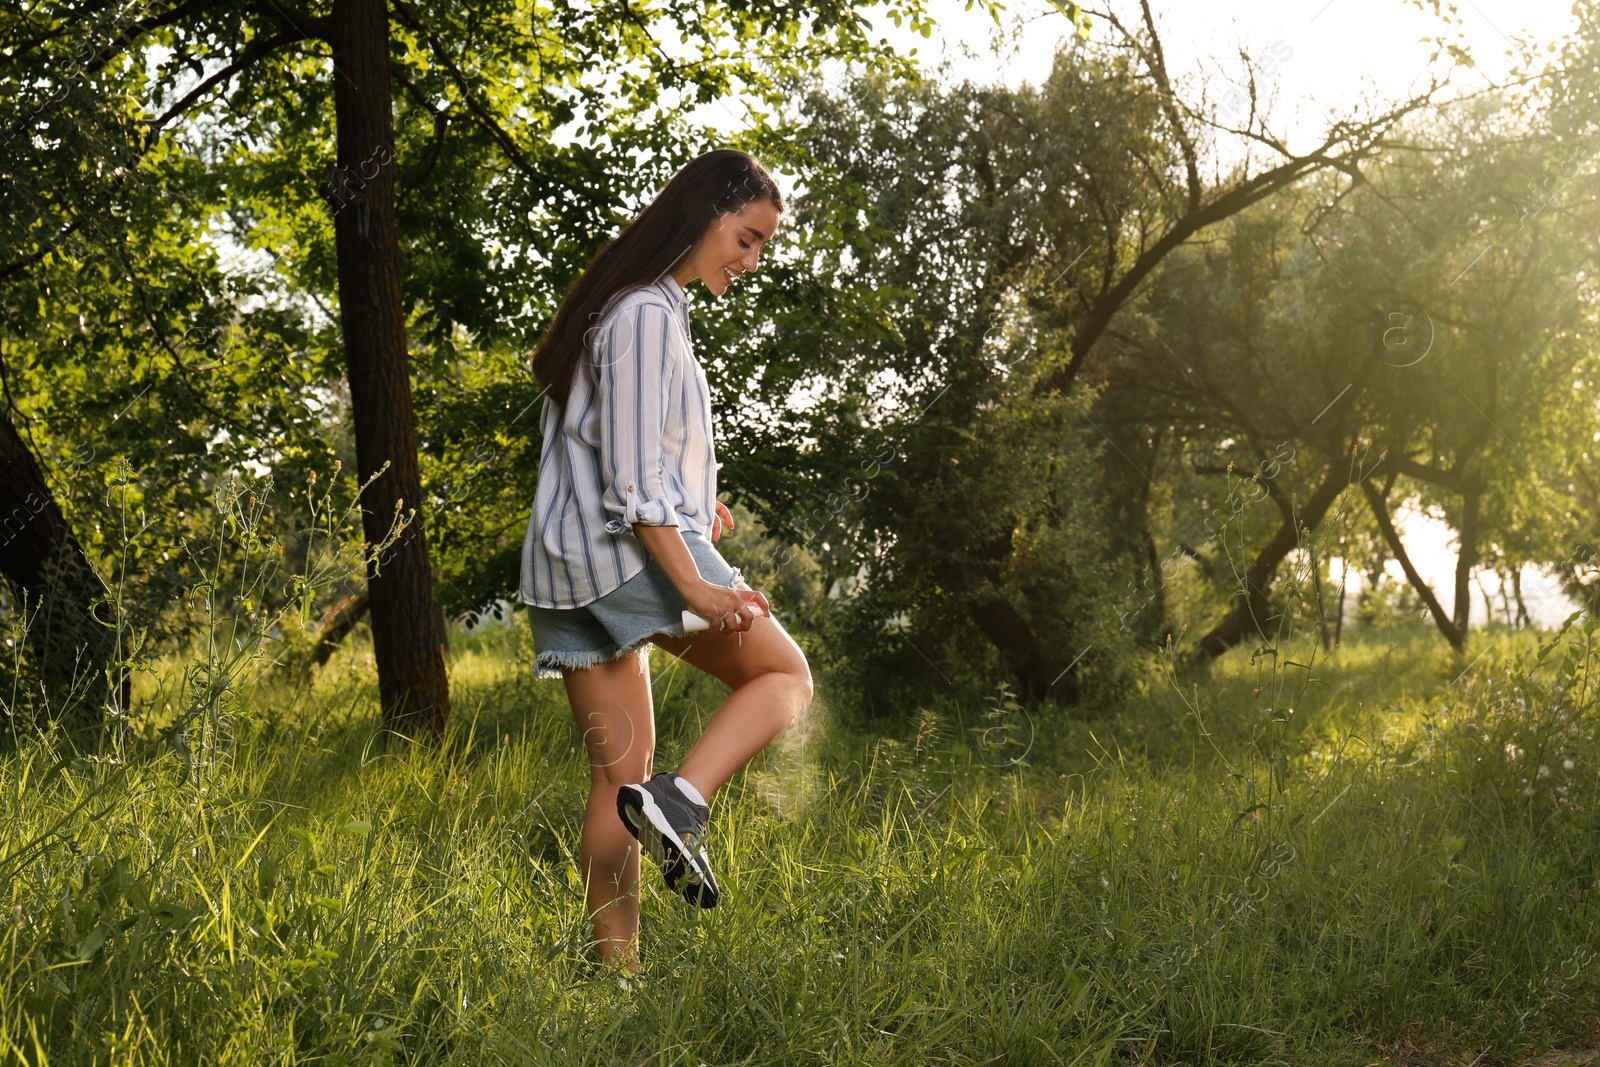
left=524, top=528, right=740, bottom=679
left=528, top=625, right=690, bottom=680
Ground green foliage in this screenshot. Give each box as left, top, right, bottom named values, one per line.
left=1354, top=574, right=1430, bottom=629
left=1108, top=88, right=1600, bottom=653
left=0, top=455, right=396, bottom=748
left=1044, top=0, right=1092, bottom=41
left=700, top=55, right=1179, bottom=709
left=1443, top=610, right=1600, bottom=834
left=809, top=376, right=1139, bottom=715
left=0, top=0, right=925, bottom=643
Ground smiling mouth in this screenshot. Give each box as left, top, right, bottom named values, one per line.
left=722, top=267, right=738, bottom=284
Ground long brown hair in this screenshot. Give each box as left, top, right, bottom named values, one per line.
left=532, top=149, right=786, bottom=407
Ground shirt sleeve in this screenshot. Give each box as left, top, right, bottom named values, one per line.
left=594, top=301, right=684, bottom=537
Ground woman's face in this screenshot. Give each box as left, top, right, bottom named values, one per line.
left=676, top=199, right=781, bottom=297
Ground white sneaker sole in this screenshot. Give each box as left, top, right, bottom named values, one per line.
left=618, top=784, right=719, bottom=905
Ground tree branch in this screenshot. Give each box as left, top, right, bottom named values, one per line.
left=1386, top=454, right=1467, bottom=489
left=1136, top=0, right=1200, bottom=211
left=84, top=0, right=216, bottom=76
left=1034, top=85, right=1441, bottom=403
left=2, top=28, right=301, bottom=281
left=1, top=0, right=123, bottom=58
left=389, top=0, right=544, bottom=181
left=249, top=0, right=332, bottom=43
left=1361, top=478, right=1464, bottom=648
left=145, top=31, right=298, bottom=132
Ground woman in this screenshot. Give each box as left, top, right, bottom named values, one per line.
left=521, top=149, right=814, bottom=973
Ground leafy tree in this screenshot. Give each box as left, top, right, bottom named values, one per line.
left=1100, top=95, right=1599, bottom=661
left=714, top=5, right=1450, bottom=705
left=0, top=0, right=919, bottom=731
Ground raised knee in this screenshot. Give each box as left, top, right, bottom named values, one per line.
left=795, top=664, right=814, bottom=708
left=780, top=658, right=813, bottom=723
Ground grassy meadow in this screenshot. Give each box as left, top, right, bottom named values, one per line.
left=1, top=615, right=1598, bottom=1066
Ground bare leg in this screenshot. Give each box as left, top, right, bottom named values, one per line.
left=649, top=613, right=813, bottom=800
left=561, top=649, right=656, bottom=972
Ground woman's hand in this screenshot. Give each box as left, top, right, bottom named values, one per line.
left=709, top=500, right=734, bottom=541
left=687, top=580, right=771, bottom=634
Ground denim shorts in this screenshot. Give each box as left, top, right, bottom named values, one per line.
left=525, top=528, right=746, bottom=679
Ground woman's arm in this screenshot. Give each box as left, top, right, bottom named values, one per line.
left=634, top=524, right=769, bottom=633
left=632, top=523, right=702, bottom=596
left=591, top=300, right=767, bottom=631
left=594, top=302, right=683, bottom=537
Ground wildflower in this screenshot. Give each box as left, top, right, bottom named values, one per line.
left=1505, top=743, right=1523, bottom=761
left=1564, top=758, right=1576, bottom=770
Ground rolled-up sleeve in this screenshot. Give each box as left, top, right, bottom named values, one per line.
left=595, top=302, right=683, bottom=536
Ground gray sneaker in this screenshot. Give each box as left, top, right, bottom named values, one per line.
left=616, top=772, right=719, bottom=908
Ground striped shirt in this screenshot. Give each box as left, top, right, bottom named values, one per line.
left=518, top=276, right=719, bottom=608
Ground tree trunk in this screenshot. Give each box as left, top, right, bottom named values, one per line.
left=956, top=523, right=1061, bottom=704
left=1360, top=480, right=1464, bottom=650
left=967, top=594, right=1059, bottom=704
left=328, top=0, right=449, bottom=736
left=0, top=411, right=118, bottom=726
left=312, top=591, right=370, bottom=667
left=1512, top=566, right=1530, bottom=627
left=1180, top=461, right=1352, bottom=666
left=1334, top=542, right=1348, bottom=647
left=1453, top=489, right=1480, bottom=635
left=1140, top=527, right=1168, bottom=639
left=435, top=602, right=451, bottom=654
left=1474, top=570, right=1497, bottom=629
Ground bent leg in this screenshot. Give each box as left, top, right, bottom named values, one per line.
left=649, top=613, right=813, bottom=800
left=562, top=648, right=656, bottom=971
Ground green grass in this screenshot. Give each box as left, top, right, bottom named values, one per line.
left=1, top=617, right=1597, bottom=1065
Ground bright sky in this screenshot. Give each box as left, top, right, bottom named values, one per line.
left=866, top=0, right=1578, bottom=122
